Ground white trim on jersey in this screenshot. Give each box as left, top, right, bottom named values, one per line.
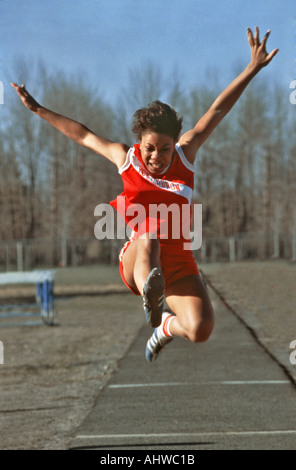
left=175, top=143, right=195, bottom=172
left=118, top=146, right=133, bottom=175
left=118, top=145, right=193, bottom=203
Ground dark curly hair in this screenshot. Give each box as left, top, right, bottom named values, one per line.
left=132, top=100, right=183, bottom=141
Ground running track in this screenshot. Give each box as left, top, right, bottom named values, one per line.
left=69, top=288, right=296, bottom=450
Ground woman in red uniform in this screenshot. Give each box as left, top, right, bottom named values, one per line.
left=12, top=27, right=278, bottom=361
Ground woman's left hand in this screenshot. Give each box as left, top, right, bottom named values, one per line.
left=247, top=27, right=279, bottom=70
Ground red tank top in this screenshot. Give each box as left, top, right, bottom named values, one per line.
left=110, top=143, right=195, bottom=247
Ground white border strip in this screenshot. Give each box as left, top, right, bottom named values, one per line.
left=108, top=380, right=290, bottom=389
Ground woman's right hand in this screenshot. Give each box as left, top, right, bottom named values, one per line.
left=11, top=83, right=41, bottom=113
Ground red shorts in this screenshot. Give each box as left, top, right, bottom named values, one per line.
left=118, top=238, right=199, bottom=296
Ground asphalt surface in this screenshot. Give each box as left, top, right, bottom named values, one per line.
left=69, top=287, right=296, bottom=451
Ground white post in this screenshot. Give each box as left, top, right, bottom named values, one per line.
left=0, top=341, right=3, bottom=364
left=201, top=239, right=207, bottom=261
left=229, top=237, right=236, bottom=262
left=273, top=230, right=280, bottom=258
left=292, top=231, right=296, bottom=262
left=210, top=241, right=217, bottom=262
left=17, top=242, right=23, bottom=272
left=61, top=237, right=67, bottom=267
left=6, top=244, right=10, bottom=272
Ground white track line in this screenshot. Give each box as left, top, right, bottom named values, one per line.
left=108, top=380, right=290, bottom=389
left=76, top=430, right=296, bottom=440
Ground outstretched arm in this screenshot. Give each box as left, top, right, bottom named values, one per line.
left=10, top=83, right=128, bottom=168
left=179, top=27, right=279, bottom=163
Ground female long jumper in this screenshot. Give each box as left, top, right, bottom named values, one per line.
left=12, top=28, right=278, bottom=361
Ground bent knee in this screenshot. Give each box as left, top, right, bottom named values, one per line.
left=187, top=317, right=214, bottom=343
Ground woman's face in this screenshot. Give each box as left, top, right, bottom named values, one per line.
left=139, top=131, right=176, bottom=175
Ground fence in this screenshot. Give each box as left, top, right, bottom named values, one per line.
left=198, top=231, right=296, bottom=263
left=0, top=231, right=295, bottom=272
left=0, top=237, right=123, bottom=272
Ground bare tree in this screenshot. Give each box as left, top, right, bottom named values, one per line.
left=1, top=57, right=294, bottom=265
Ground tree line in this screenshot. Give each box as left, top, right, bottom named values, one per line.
left=0, top=60, right=295, bottom=264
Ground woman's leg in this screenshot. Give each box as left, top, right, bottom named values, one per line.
left=121, top=234, right=161, bottom=295
left=165, top=274, right=214, bottom=342
left=145, top=274, right=214, bottom=361
left=121, top=234, right=165, bottom=327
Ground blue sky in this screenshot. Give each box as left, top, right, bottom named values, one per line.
left=0, top=0, right=295, bottom=105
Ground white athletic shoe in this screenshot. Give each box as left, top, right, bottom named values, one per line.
left=145, top=312, right=174, bottom=362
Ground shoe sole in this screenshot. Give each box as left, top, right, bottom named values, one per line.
left=143, top=267, right=165, bottom=328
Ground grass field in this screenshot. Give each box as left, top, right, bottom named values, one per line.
left=54, top=263, right=123, bottom=286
